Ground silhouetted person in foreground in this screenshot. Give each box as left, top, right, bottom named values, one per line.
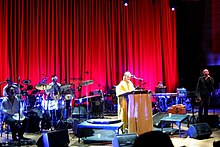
left=213, top=140, right=220, bottom=147
left=133, top=131, right=174, bottom=147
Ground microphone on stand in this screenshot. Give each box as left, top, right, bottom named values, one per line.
left=135, top=77, right=143, bottom=81
left=40, top=76, right=48, bottom=84
left=131, top=75, right=143, bottom=81
left=18, top=76, right=20, bottom=83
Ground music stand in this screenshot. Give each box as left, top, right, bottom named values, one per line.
left=187, top=91, right=197, bottom=124
left=80, top=80, right=94, bottom=120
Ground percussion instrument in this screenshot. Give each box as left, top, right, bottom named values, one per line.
left=80, top=80, right=94, bottom=86
left=65, top=94, right=73, bottom=100
left=12, top=113, right=25, bottom=121
left=22, top=79, right=31, bottom=85
left=35, top=84, right=52, bottom=90
left=41, top=100, right=59, bottom=110
left=70, top=78, right=82, bottom=84
left=60, top=84, right=72, bottom=91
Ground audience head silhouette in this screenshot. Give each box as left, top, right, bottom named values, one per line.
left=213, top=140, right=220, bottom=147
left=133, top=131, right=174, bottom=147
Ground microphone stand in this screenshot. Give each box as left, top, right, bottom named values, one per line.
left=17, top=77, right=21, bottom=146
left=100, top=90, right=104, bottom=118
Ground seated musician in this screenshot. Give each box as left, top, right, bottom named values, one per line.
left=3, top=78, right=20, bottom=97
left=155, top=81, right=168, bottom=111
left=1, top=86, right=28, bottom=141
left=157, top=81, right=164, bottom=88
left=46, top=75, right=61, bottom=99
left=155, top=81, right=166, bottom=92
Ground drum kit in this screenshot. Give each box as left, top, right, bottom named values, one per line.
left=0, top=77, right=106, bottom=130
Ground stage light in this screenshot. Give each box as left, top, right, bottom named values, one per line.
left=169, top=0, right=176, bottom=11
left=124, top=0, right=128, bottom=6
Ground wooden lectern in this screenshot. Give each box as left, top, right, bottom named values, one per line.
left=118, top=90, right=153, bottom=135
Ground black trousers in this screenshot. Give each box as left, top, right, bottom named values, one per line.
left=198, top=96, right=210, bottom=118
left=4, top=115, right=28, bottom=139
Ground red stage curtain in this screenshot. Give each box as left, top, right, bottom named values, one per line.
left=0, top=0, right=178, bottom=97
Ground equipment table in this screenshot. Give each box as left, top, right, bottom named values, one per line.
left=160, top=114, right=189, bottom=137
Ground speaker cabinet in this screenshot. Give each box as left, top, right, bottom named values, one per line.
left=37, top=129, right=69, bottom=147
left=112, top=133, right=137, bottom=147
left=188, top=123, right=212, bottom=139
left=200, top=115, right=219, bottom=128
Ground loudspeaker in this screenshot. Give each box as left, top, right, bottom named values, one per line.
left=112, top=133, right=137, bottom=147
left=26, top=111, right=40, bottom=133
left=36, top=129, right=69, bottom=147
left=200, top=115, right=219, bottom=128
left=153, top=112, right=171, bottom=128
left=72, top=119, right=94, bottom=138
left=187, top=123, right=212, bottom=139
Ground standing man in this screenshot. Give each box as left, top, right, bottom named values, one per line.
left=45, top=75, right=62, bottom=126
left=46, top=75, right=61, bottom=99
left=196, top=69, right=214, bottom=121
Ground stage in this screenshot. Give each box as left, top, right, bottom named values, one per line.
left=0, top=110, right=220, bottom=147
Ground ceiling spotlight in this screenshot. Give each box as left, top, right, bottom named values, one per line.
left=124, top=0, right=128, bottom=6
left=169, top=0, right=176, bottom=11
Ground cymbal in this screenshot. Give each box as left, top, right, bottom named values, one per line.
left=27, top=85, right=33, bottom=90
left=22, top=79, right=31, bottom=84
left=80, top=80, right=94, bottom=86
left=11, top=83, right=24, bottom=89
left=65, top=94, right=73, bottom=100
left=60, top=84, right=72, bottom=90
left=70, top=78, right=82, bottom=84
left=35, top=84, right=52, bottom=90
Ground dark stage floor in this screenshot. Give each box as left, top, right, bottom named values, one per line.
left=0, top=109, right=220, bottom=147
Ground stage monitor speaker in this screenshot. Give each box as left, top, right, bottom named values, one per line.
left=112, top=133, right=137, bottom=147
left=36, top=129, right=69, bottom=147
left=200, top=115, right=219, bottom=128
left=187, top=123, right=212, bottom=139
